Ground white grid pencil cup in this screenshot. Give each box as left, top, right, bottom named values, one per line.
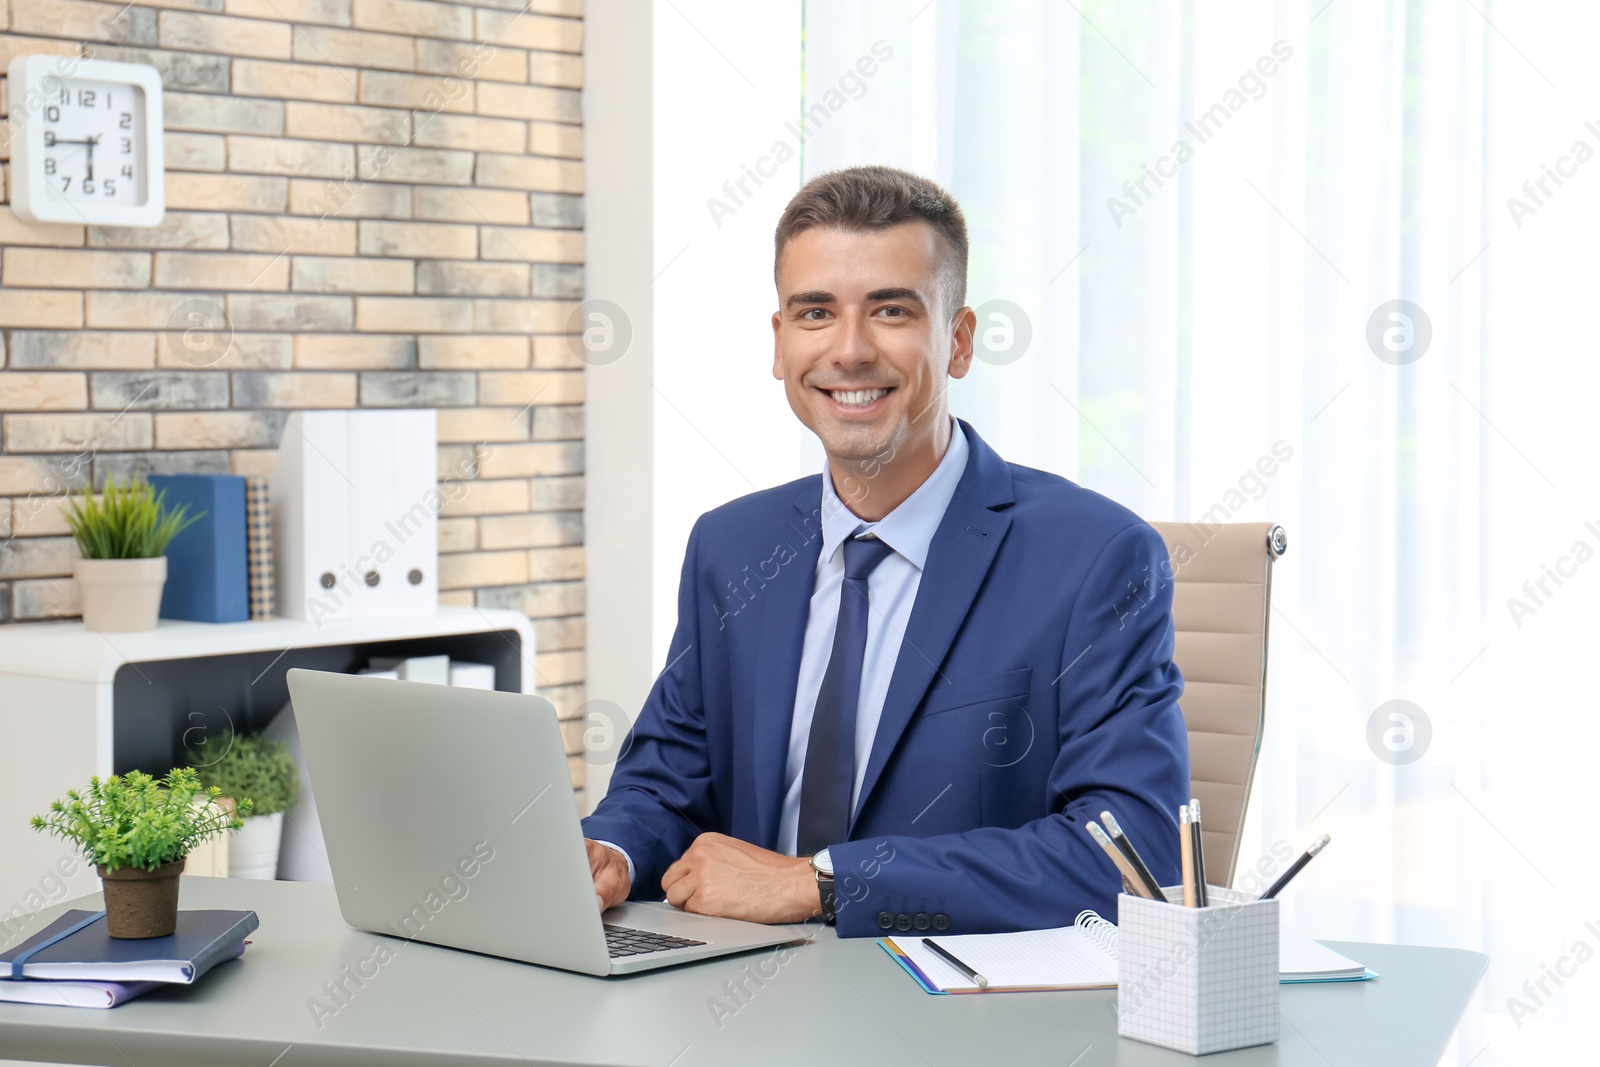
left=1115, top=886, right=1279, bottom=1055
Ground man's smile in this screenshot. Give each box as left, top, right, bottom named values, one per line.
left=816, top=386, right=895, bottom=411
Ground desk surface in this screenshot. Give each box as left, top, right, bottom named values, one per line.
left=0, top=878, right=1486, bottom=1067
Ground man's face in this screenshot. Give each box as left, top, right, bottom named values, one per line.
left=772, top=222, right=974, bottom=465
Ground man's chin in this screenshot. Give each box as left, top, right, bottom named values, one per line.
left=814, top=420, right=899, bottom=466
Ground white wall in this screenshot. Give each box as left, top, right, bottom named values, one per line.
left=584, top=0, right=808, bottom=807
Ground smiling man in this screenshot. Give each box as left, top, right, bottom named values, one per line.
left=580, top=166, right=1190, bottom=937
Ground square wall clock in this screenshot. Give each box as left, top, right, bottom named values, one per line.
left=7, top=55, right=165, bottom=227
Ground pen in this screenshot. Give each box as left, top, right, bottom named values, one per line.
left=1189, top=797, right=1208, bottom=907
left=922, top=937, right=988, bottom=990
left=1087, top=821, right=1160, bottom=900
left=1261, top=834, right=1332, bottom=900
left=1179, top=805, right=1196, bottom=907
left=1100, top=811, right=1167, bottom=902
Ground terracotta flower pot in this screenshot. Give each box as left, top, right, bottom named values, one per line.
left=73, top=556, right=167, bottom=632
left=98, top=858, right=185, bottom=939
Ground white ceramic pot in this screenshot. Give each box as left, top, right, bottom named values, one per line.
left=73, top=556, right=167, bottom=632
left=228, top=812, right=284, bottom=880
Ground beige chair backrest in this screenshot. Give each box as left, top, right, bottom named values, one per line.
left=1147, top=521, right=1287, bottom=886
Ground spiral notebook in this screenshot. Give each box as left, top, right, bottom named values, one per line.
left=881, top=911, right=1372, bottom=994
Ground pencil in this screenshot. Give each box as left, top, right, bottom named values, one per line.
left=1179, top=804, right=1196, bottom=907
left=1100, top=811, right=1167, bottom=902
left=1261, top=834, right=1332, bottom=900
left=922, top=937, right=988, bottom=990
left=1087, top=821, right=1159, bottom=900
left=1189, top=797, right=1208, bottom=907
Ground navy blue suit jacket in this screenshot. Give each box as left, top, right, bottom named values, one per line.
left=581, top=420, right=1190, bottom=937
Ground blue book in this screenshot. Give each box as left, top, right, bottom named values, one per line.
left=0, top=909, right=257, bottom=983
left=150, top=474, right=248, bottom=623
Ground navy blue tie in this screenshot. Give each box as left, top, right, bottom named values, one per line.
left=797, top=530, right=896, bottom=856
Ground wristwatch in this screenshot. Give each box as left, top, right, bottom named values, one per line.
left=809, top=848, right=837, bottom=925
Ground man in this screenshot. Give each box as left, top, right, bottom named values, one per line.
left=581, top=166, right=1189, bottom=938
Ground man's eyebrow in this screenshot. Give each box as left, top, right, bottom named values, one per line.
left=784, top=287, right=928, bottom=309
left=865, top=287, right=926, bottom=305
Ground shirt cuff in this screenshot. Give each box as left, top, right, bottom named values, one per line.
left=592, top=840, right=637, bottom=888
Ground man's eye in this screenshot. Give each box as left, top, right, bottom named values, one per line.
left=878, top=306, right=906, bottom=318
left=801, top=308, right=829, bottom=321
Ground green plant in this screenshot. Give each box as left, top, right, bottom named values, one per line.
left=63, top=476, right=203, bottom=560
left=187, top=732, right=300, bottom=817
left=31, top=769, right=250, bottom=872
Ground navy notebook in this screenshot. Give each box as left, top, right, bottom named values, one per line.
left=150, top=473, right=248, bottom=623
left=0, top=909, right=258, bottom=983
left=0, top=942, right=247, bottom=1007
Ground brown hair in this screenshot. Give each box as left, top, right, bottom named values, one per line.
left=774, top=166, right=968, bottom=317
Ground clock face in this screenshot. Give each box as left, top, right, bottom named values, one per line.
left=7, top=55, right=165, bottom=227
left=41, top=78, right=148, bottom=207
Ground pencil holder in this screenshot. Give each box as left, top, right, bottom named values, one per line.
left=1115, top=886, right=1279, bottom=1056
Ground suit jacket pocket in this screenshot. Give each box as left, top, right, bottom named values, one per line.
left=918, top=667, right=1033, bottom=717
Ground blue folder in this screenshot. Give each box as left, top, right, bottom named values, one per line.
left=150, top=474, right=249, bottom=623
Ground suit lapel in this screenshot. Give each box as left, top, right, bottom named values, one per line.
left=750, top=483, right=826, bottom=850
left=853, top=422, right=1015, bottom=825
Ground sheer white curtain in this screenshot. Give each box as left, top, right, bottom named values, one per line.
left=803, top=1, right=1599, bottom=1061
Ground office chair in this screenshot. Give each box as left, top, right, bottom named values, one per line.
left=1147, top=521, right=1287, bottom=886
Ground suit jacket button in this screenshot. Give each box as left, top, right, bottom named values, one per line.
left=914, top=913, right=932, bottom=931
left=877, top=911, right=894, bottom=930
left=933, top=913, right=950, bottom=931
left=895, top=914, right=913, bottom=932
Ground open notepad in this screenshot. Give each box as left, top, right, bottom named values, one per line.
left=881, top=910, right=1373, bottom=994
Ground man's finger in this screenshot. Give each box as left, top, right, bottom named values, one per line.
left=663, top=872, right=695, bottom=909
left=678, top=885, right=714, bottom=916
left=661, top=853, right=693, bottom=890
left=585, top=841, right=630, bottom=910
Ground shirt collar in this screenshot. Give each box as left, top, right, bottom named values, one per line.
left=818, top=417, right=970, bottom=571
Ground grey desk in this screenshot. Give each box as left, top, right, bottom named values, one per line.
left=0, top=878, right=1486, bottom=1067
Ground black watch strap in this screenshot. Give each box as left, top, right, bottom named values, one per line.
left=815, top=872, right=837, bottom=925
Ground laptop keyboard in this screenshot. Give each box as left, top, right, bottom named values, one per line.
left=604, top=924, right=707, bottom=958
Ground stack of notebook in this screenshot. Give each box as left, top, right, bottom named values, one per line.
left=0, top=909, right=257, bottom=1008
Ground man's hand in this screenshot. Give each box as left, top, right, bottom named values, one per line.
left=586, top=839, right=632, bottom=913
left=661, top=832, right=821, bottom=924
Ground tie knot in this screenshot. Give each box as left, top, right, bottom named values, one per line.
left=842, top=533, right=895, bottom=581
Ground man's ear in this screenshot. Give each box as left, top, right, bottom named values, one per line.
left=947, top=305, right=977, bottom=380
left=771, top=310, right=785, bottom=379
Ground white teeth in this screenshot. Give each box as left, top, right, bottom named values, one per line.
left=829, top=388, right=888, bottom=407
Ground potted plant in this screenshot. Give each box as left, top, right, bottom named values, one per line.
left=64, top=476, right=202, bottom=632
left=187, top=732, right=300, bottom=880
left=31, top=769, right=249, bottom=939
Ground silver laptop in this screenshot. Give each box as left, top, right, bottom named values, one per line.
left=285, top=668, right=807, bottom=976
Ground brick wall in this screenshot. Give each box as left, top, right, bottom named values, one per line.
left=0, top=0, right=588, bottom=785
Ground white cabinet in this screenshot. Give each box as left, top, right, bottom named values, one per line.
left=0, top=610, right=535, bottom=919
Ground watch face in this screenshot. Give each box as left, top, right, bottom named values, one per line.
left=812, top=847, right=834, bottom=876
left=41, top=79, right=148, bottom=207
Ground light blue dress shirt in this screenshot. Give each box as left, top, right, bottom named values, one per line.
left=599, top=419, right=970, bottom=882
left=776, top=417, right=969, bottom=855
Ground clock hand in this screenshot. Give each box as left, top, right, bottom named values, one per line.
left=86, top=135, right=96, bottom=181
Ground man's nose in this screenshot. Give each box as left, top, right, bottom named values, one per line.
left=832, top=310, right=876, bottom=368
